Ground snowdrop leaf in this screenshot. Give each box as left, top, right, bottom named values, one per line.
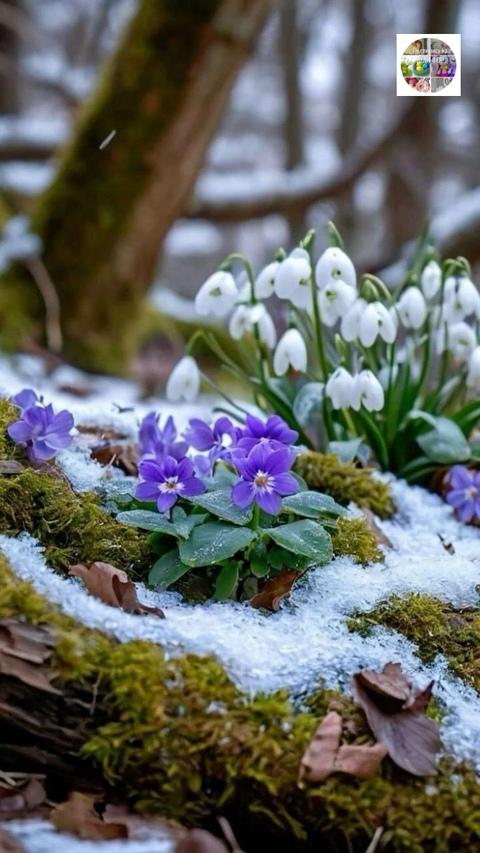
left=213, top=562, right=239, bottom=601
left=416, top=417, right=471, bottom=464
left=293, top=382, right=324, bottom=426
left=149, top=549, right=190, bottom=589
left=188, top=489, right=253, bottom=524
left=264, top=520, right=332, bottom=563
left=179, top=522, right=256, bottom=567
left=282, top=490, right=346, bottom=518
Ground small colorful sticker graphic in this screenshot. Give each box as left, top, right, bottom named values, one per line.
left=400, top=37, right=456, bottom=94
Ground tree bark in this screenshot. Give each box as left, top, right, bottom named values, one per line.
left=2, top=0, right=271, bottom=372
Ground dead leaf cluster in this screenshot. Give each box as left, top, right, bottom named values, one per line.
left=0, top=619, right=58, bottom=694
left=69, top=561, right=164, bottom=618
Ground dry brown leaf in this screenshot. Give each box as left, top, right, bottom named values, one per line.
left=0, top=619, right=59, bottom=694
left=50, top=792, right=128, bottom=841
left=249, top=570, right=301, bottom=611
left=90, top=443, right=138, bottom=476
left=103, top=804, right=184, bottom=843
left=351, top=662, right=441, bottom=776
left=0, top=460, right=24, bottom=475
left=299, top=711, right=386, bottom=784
left=69, top=561, right=165, bottom=618
left=0, top=827, right=26, bottom=852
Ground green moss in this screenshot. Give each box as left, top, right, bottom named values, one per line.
left=333, top=517, right=383, bottom=565
left=0, top=398, right=22, bottom=459
left=295, top=451, right=395, bottom=519
left=2, top=555, right=480, bottom=850
left=349, top=593, right=480, bottom=693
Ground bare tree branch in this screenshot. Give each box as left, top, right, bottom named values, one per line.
left=187, top=104, right=415, bottom=222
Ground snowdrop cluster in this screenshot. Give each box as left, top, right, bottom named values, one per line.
left=166, top=223, right=480, bottom=481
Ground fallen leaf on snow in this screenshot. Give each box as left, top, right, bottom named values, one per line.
left=351, top=662, right=440, bottom=776
left=249, top=570, right=301, bottom=611
left=50, top=792, right=128, bottom=840
left=90, top=443, right=138, bottom=476
left=299, top=710, right=387, bottom=784
left=69, top=561, right=165, bottom=618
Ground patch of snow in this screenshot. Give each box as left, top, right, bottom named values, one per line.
left=3, top=818, right=174, bottom=853
left=3, top=476, right=480, bottom=769
left=0, top=162, right=54, bottom=195
left=164, top=221, right=222, bottom=257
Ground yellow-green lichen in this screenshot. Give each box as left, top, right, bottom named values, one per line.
left=349, top=593, right=480, bottom=693
left=295, top=451, right=395, bottom=519
left=333, top=516, right=384, bottom=565
left=2, top=555, right=480, bottom=850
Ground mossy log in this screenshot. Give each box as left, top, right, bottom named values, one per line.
left=0, top=0, right=271, bottom=372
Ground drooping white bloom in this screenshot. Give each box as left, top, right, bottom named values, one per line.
left=228, top=303, right=266, bottom=340
left=396, top=286, right=427, bottom=330
left=166, top=356, right=200, bottom=403
left=436, top=321, right=476, bottom=361
left=315, top=247, right=356, bottom=290
left=325, top=367, right=355, bottom=409
left=274, top=248, right=312, bottom=310
left=318, top=279, right=356, bottom=327
left=420, top=260, right=442, bottom=300
left=273, top=328, right=307, bottom=376
left=195, top=271, right=237, bottom=318
left=257, top=310, right=277, bottom=349
left=255, top=262, right=279, bottom=299
left=467, top=346, right=480, bottom=391
left=443, top=275, right=480, bottom=324
left=342, top=299, right=396, bottom=346
left=350, top=370, right=385, bottom=412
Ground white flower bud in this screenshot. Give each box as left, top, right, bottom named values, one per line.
left=274, top=248, right=312, bottom=310
left=436, top=321, right=476, bottom=361
left=350, top=370, right=384, bottom=412
left=467, top=346, right=480, bottom=391
left=396, top=286, right=427, bottom=330
left=195, top=271, right=237, bottom=318
left=318, top=280, right=356, bottom=327
left=255, top=262, right=279, bottom=299
left=420, top=260, right=441, bottom=299
left=315, top=247, right=356, bottom=290
left=358, top=301, right=397, bottom=347
left=257, top=310, right=277, bottom=349
left=166, top=356, right=200, bottom=403
left=229, top=303, right=265, bottom=340
left=325, top=367, right=355, bottom=409
left=273, top=328, right=307, bottom=376
left=443, top=275, right=480, bottom=324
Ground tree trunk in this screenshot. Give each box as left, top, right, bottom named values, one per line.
left=2, top=0, right=271, bottom=372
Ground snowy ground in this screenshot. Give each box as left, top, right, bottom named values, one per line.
left=1, top=353, right=480, bottom=851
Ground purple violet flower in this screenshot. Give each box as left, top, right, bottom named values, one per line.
left=135, top=455, right=205, bottom=513
left=231, top=443, right=299, bottom=515
left=236, top=414, right=299, bottom=455
left=8, top=400, right=74, bottom=461
left=11, top=388, right=40, bottom=412
left=138, top=411, right=188, bottom=460
left=445, top=465, right=480, bottom=523
left=185, top=416, right=239, bottom=466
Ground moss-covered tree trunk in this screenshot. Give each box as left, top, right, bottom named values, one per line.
left=1, top=0, right=271, bottom=372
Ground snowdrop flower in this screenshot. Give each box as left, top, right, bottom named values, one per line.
left=436, top=321, right=476, bottom=361
left=273, top=328, right=307, bottom=375
left=467, top=346, right=480, bottom=392
left=317, top=279, right=356, bottom=327
left=443, top=275, right=480, bottom=324
left=396, top=287, right=427, bottom=330
left=166, top=356, right=200, bottom=402
left=421, top=260, right=441, bottom=299
left=229, top=303, right=265, bottom=340
left=274, top=248, right=312, bottom=310
left=255, top=262, right=279, bottom=299
left=257, top=310, right=277, bottom=349
left=195, top=271, right=237, bottom=318
left=325, top=367, right=355, bottom=409
left=350, top=370, right=384, bottom=412
left=342, top=299, right=396, bottom=346
left=315, top=246, right=356, bottom=290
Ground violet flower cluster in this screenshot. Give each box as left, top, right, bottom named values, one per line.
left=8, top=389, right=74, bottom=462
left=445, top=465, right=480, bottom=523
left=135, top=411, right=300, bottom=515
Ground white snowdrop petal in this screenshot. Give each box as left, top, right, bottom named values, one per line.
left=467, top=346, right=480, bottom=390
left=195, top=271, right=237, bottom=318
left=421, top=260, right=442, bottom=300
left=166, top=356, right=200, bottom=402
left=273, top=328, right=307, bottom=375
left=325, top=367, right=355, bottom=409
left=397, top=287, right=427, bottom=330
left=315, top=246, right=356, bottom=290
left=255, top=262, right=279, bottom=299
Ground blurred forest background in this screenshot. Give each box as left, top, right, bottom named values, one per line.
left=0, top=0, right=478, bottom=381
